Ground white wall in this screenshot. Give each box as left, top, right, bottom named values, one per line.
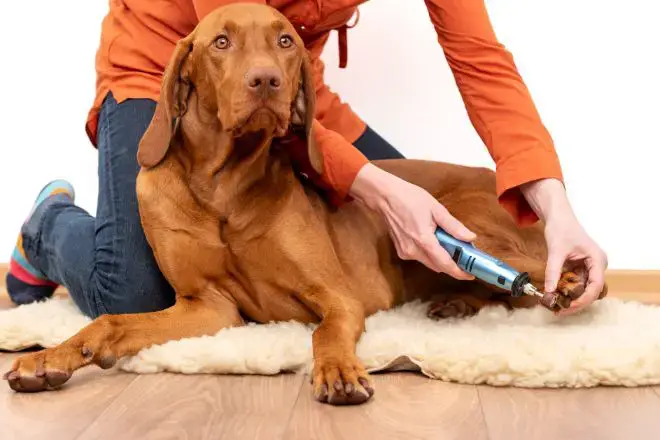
left=0, top=1, right=658, bottom=269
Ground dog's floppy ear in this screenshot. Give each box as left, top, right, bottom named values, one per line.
left=292, top=52, right=323, bottom=175
left=137, top=36, right=194, bottom=168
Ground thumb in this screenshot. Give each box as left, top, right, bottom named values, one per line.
left=545, top=249, right=566, bottom=293
left=432, top=204, right=476, bottom=242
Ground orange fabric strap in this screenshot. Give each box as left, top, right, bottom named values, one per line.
left=337, top=8, right=359, bottom=69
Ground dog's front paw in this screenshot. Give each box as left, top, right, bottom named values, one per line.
left=3, top=349, right=73, bottom=392
left=312, top=355, right=374, bottom=405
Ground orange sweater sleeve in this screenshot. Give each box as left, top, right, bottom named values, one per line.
left=424, top=0, right=564, bottom=225
left=311, top=120, right=369, bottom=205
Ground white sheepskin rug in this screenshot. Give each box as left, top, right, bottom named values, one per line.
left=1, top=297, right=660, bottom=388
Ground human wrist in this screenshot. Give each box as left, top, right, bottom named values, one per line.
left=520, top=178, right=574, bottom=223
left=348, top=163, right=391, bottom=211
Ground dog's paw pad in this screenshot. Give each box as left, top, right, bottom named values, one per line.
left=3, top=351, right=72, bottom=393
left=5, top=368, right=71, bottom=392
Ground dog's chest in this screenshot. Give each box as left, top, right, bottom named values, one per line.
left=222, top=249, right=321, bottom=324
left=218, top=216, right=320, bottom=323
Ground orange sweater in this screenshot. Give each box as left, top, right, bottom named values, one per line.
left=86, top=0, right=563, bottom=225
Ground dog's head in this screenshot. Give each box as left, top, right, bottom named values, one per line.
left=137, top=4, right=321, bottom=172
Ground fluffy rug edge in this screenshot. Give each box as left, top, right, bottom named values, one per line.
left=2, top=297, right=660, bottom=389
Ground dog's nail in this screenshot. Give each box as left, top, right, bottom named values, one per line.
left=359, top=378, right=374, bottom=396
left=81, top=347, right=93, bottom=358
left=315, top=384, right=329, bottom=402
left=334, top=380, right=343, bottom=393
left=354, top=386, right=371, bottom=402
left=345, top=382, right=354, bottom=394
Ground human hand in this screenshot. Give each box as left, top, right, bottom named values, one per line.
left=522, top=179, right=608, bottom=315
left=349, top=163, right=476, bottom=280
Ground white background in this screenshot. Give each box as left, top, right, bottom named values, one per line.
left=0, top=0, right=658, bottom=269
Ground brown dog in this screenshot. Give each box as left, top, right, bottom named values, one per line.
left=3, top=4, right=606, bottom=404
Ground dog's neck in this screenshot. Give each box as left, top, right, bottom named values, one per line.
left=174, top=101, right=298, bottom=227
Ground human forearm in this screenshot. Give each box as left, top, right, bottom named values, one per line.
left=520, top=178, right=574, bottom=224
left=424, top=0, right=564, bottom=225
left=521, top=177, right=607, bottom=315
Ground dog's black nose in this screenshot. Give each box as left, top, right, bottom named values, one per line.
left=245, top=66, right=282, bottom=93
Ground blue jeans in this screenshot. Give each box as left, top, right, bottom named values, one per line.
left=22, top=93, right=403, bottom=318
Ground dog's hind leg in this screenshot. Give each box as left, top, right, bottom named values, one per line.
left=3, top=296, right=243, bottom=392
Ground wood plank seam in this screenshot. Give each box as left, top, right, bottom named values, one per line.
left=652, top=387, right=660, bottom=402
left=476, top=386, right=494, bottom=440
left=282, top=375, right=306, bottom=438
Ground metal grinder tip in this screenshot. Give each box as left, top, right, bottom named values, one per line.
left=522, top=283, right=543, bottom=297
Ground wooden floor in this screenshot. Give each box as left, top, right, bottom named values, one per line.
left=2, top=276, right=660, bottom=439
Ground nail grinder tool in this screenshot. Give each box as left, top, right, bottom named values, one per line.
left=434, top=227, right=561, bottom=307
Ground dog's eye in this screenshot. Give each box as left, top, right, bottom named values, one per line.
left=214, top=35, right=230, bottom=50
left=278, top=35, right=294, bottom=49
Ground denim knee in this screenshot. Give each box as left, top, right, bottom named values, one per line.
left=89, top=266, right=175, bottom=318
